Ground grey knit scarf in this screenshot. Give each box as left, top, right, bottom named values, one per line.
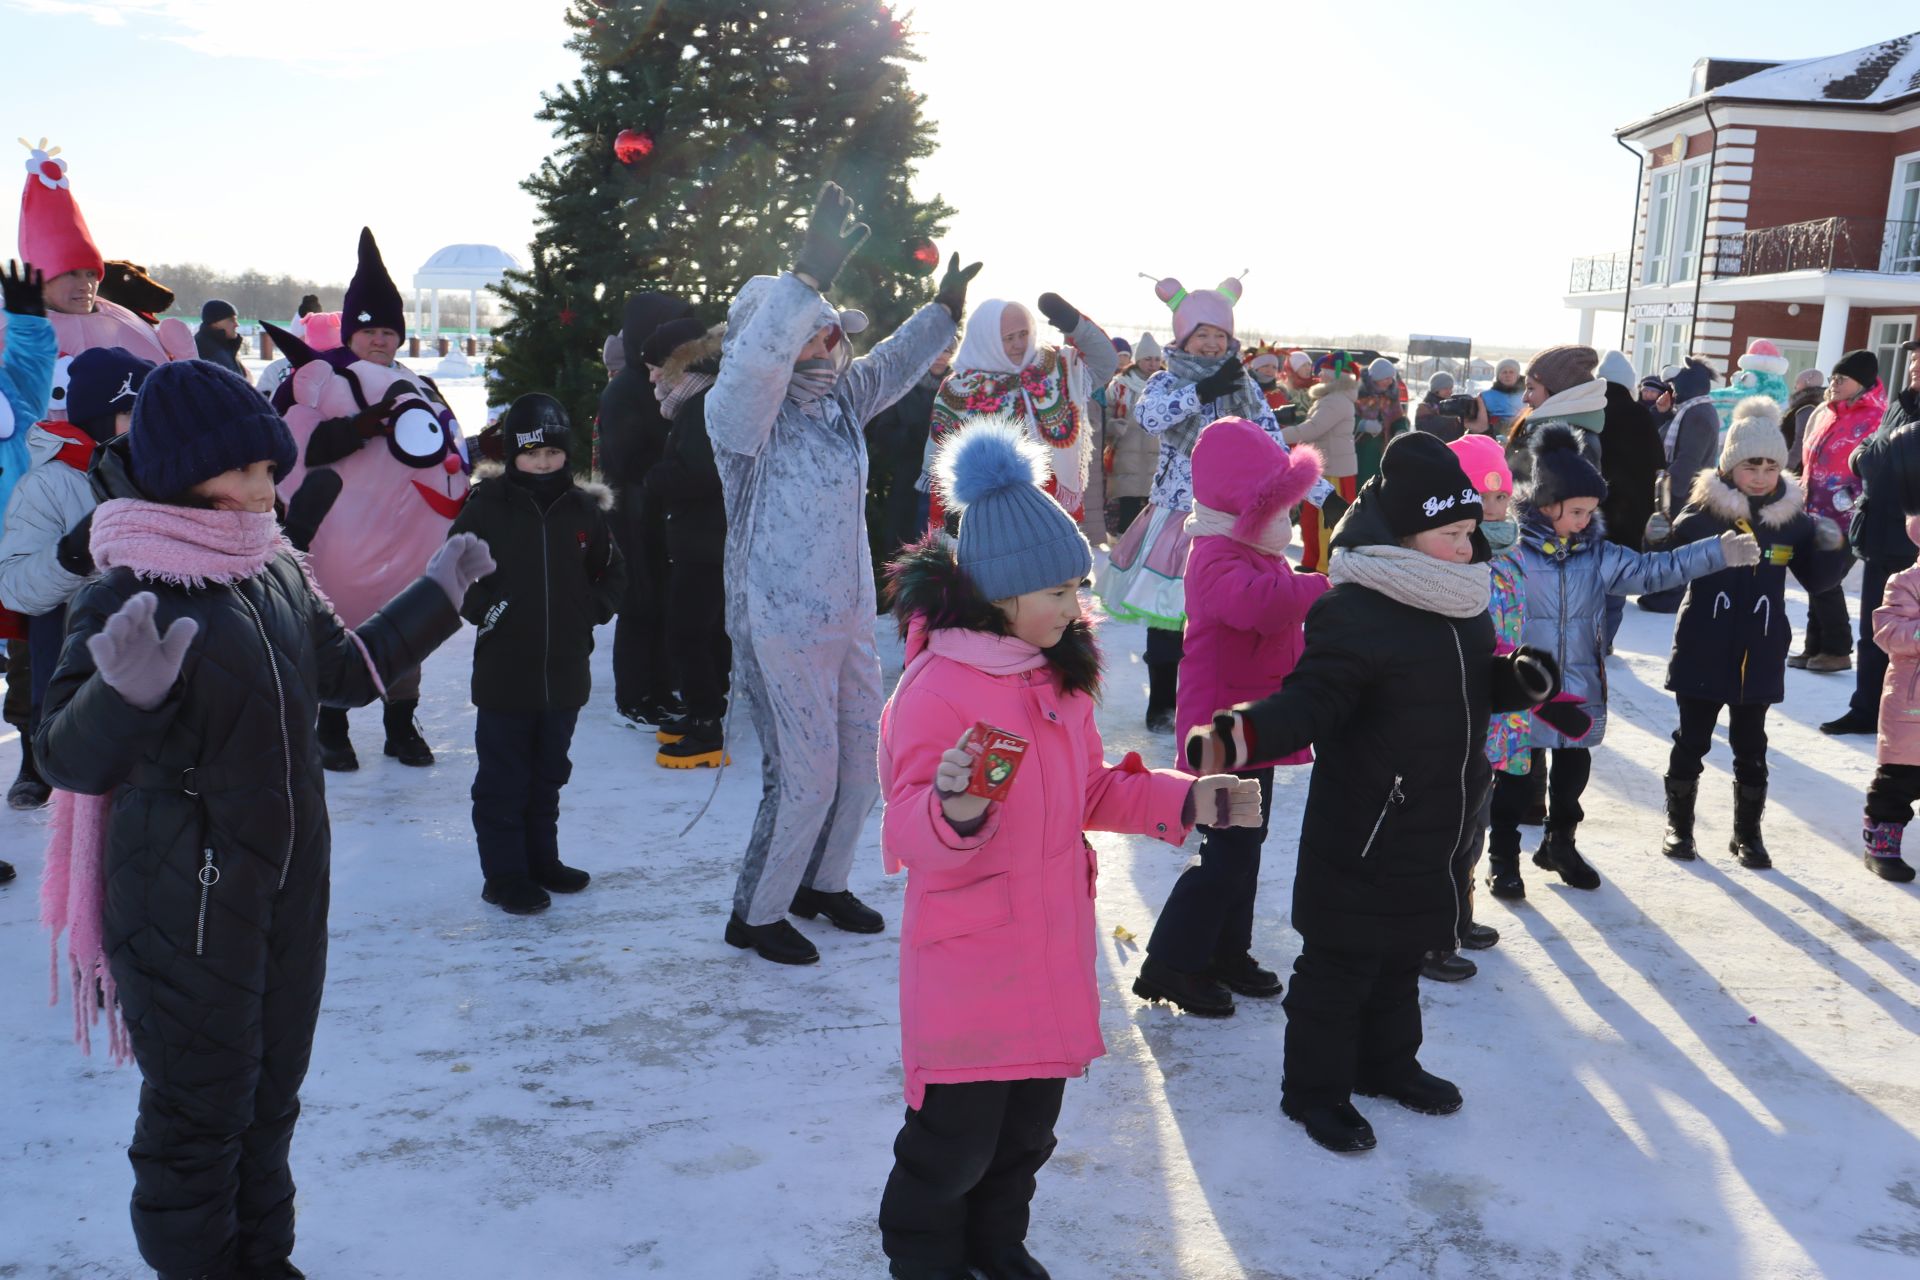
left=1329, top=544, right=1491, bottom=618
left=1162, top=345, right=1271, bottom=457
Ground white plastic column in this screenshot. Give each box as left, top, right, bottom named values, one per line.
left=1576, top=308, right=1597, bottom=346
left=429, top=288, right=441, bottom=338
left=468, top=290, right=478, bottom=335
left=1816, top=299, right=1852, bottom=376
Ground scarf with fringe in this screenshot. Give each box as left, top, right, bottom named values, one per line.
left=1330, top=543, right=1491, bottom=618
left=1159, top=344, right=1271, bottom=457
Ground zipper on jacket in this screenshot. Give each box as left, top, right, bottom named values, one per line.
left=541, top=514, right=553, bottom=707
left=1359, top=776, right=1405, bottom=859
left=236, top=588, right=298, bottom=891
left=1448, top=625, right=1471, bottom=951
left=194, top=848, right=219, bottom=957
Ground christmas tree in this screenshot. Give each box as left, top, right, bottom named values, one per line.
left=490, top=0, right=954, bottom=468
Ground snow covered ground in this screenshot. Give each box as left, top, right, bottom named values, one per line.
left=3, top=557, right=1919, bottom=1279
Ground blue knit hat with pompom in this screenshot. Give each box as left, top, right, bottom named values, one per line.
left=935, top=415, right=1092, bottom=602
left=131, top=359, right=296, bottom=501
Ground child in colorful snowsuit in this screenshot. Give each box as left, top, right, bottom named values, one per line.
left=877, top=417, right=1258, bottom=1279
left=1660, top=398, right=1842, bottom=871
left=1864, top=503, right=1920, bottom=882
left=1185, top=432, right=1566, bottom=1154
left=449, top=394, right=626, bottom=915
left=1134, top=420, right=1327, bottom=1017
left=1487, top=426, right=1757, bottom=898
left=36, top=359, right=490, bottom=1280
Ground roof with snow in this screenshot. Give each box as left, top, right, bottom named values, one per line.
left=412, top=244, right=522, bottom=290
left=1619, top=31, right=1920, bottom=136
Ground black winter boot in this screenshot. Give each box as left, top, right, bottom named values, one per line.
left=1730, top=782, right=1772, bottom=869
left=1864, top=821, right=1917, bottom=882
left=382, top=699, right=433, bottom=766
left=1534, top=825, right=1602, bottom=889
left=1281, top=1097, right=1377, bottom=1153
left=1420, top=950, right=1478, bottom=982
left=656, top=717, right=728, bottom=768
left=532, top=863, right=592, bottom=893
left=7, top=736, right=50, bottom=810
left=887, top=1262, right=974, bottom=1280
left=725, top=913, right=820, bottom=965
left=1661, top=777, right=1699, bottom=861
left=1460, top=921, right=1500, bottom=950
left=1132, top=955, right=1234, bottom=1016
left=316, top=706, right=357, bottom=772
left=482, top=876, right=551, bottom=915
left=1486, top=825, right=1525, bottom=900
left=790, top=886, right=884, bottom=934
left=1144, top=661, right=1177, bottom=733
left=242, top=1261, right=306, bottom=1279
left=968, top=1243, right=1053, bottom=1280
left=1355, top=1066, right=1464, bottom=1116
left=0, top=859, right=15, bottom=884
left=1207, top=951, right=1284, bottom=997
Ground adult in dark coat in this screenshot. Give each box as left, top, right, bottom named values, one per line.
left=194, top=299, right=247, bottom=377
left=1641, top=358, right=1721, bottom=613
left=36, top=360, right=484, bottom=1280
left=1598, top=379, right=1665, bottom=646
left=597, top=289, right=696, bottom=726
left=1829, top=340, right=1920, bottom=734
left=867, top=344, right=950, bottom=562
left=642, top=318, right=733, bottom=764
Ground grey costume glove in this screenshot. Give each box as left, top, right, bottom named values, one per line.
left=87, top=592, right=198, bottom=712
left=426, top=532, right=497, bottom=609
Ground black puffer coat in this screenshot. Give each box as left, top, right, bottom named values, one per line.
left=1599, top=383, right=1663, bottom=550
left=1236, top=489, right=1536, bottom=953
left=449, top=468, right=626, bottom=711
left=641, top=325, right=726, bottom=567
left=34, top=511, right=459, bottom=1277
left=597, top=291, right=695, bottom=491
left=1849, top=386, right=1920, bottom=570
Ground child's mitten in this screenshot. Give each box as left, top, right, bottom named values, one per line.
left=1535, top=694, right=1594, bottom=742
left=1185, top=709, right=1256, bottom=774
left=426, top=532, right=498, bottom=609
left=1190, top=775, right=1263, bottom=828
left=1719, top=530, right=1762, bottom=567
left=1489, top=644, right=1560, bottom=711
left=1812, top=516, right=1845, bottom=551
left=87, top=591, right=198, bottom=711
left=934, top=729, right=991, bottom=826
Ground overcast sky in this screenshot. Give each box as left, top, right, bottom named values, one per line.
left=2, top=0, right=1910, bottom=350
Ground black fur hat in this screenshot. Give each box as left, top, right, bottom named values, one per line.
left=1527, top=424, right=1608, bottom=507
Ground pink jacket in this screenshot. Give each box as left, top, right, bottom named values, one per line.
left=879, top=623, right=1194, bottom=1108
left=1175, top=536, right=1328, bottom=770
left=1873, top=528, right=1920, bottom=767
left=1801, top=381, right=1888, bottom=523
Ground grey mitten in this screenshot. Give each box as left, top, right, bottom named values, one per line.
left=1718, top=530, right=1761, bottom=567
left=426, top=532, right=497, bottom=608
left=87, top=592, right=198, bottom=711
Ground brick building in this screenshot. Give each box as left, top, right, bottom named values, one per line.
left=1566, top=32, right=1920, bottom=383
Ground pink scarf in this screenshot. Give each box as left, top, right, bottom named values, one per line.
left=39, top=500, right=365, bottom=1064
left=903, top=613, right=1049, bottom=677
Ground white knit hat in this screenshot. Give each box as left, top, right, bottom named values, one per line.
left=1719, top=397, right=1788, bottom=471
left=1135, top=331, right=1164, bottom=361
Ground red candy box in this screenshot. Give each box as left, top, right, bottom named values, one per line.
left=964, top=723, right=1031, bottom=801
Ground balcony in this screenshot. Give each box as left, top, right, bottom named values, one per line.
left=1569, top=252, right=1632, bottom=294
left=1720, top=217, right=1920, bottom=277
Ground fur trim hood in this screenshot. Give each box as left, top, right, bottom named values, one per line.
left=1689, top=467, right=1805, bottom=529
left=1309, top=374, right=1359, bottom=402
left=885, top=535, right=1101, bottom=698
left=472, top=461, right=615, bottom=511
left=658, top=322, right=726, bottom=382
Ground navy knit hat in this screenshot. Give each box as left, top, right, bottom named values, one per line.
left=936, top=415, right=1092, bottom=603
left=341, top=226, right=407, bottom=345
left=130, top=359, right=296, bottom=500
left=66, top=347, right=155, bottom=436
left=1527, top=424, right=1608, bottom=508
left=200, top=298, right=236, bottom=326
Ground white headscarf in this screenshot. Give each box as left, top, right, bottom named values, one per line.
left=954, top=298, right=1036, bottom=375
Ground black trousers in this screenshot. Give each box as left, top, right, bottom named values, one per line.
left=1669, top=696, right=1770, bottom=786
left=1851, top=560, right=1897, bottom=718
left=2, top=636, right=29, bottom=730
left=1146, top=767, right=1274, bottom=972
left=471, top=708, right=580, bottom=880
left=1866, top=763, right=1920, bottom=825
left=1144, top=625, right=1183, bottom=713
left=28, top=603, right=65, bottom=719
left=666, top=559, right=730, bottom=720
left=1282, top=942, right=1426, bottom=1108
left=1492, top=747, right=1591, bottom=837
left=1804, top=580, right=1852, bottom=658
left=611, top=488, right=672, bottom=712
left=1106, top=495, right=1147, bottom=540
left=878, top=1077, right=1066, bottom=1268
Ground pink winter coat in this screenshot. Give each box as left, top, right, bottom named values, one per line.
left=879, top=619, right=1194, bottom=1109
left=1802, top=381, right=1888, bottom=524
left=1872, top=523, right=1920, bottom=767
left=1175, top=536, right=1329, bottom=770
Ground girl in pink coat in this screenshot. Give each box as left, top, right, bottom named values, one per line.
left=1863, top=510, right=1920, bottom=883
left=1135, top=418, right=1328, bottom=1018
left=876, top=416, right=1259, bottom=1280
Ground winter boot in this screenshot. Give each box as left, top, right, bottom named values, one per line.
left=0, top=859, right=15, bottom=884
left=968, top=1243, right=1053, bottom=1280
left=1661, top=777, right=1699, bottom=861
left=790, top=886, right=884, bottom=934
left=1355, top=1066, right=1464, bottom=1116
left=1420, top=950, right=1477, bottom=982
left=1460, top=921, right=1500, bottom=950
left=1206, top=951, right=1284, bottom=998
left=655, top=709, right=693, bottom=744
left=725, top=912, right=820, bottom=965
left=1534, top=825, right=1602, bottom=890
left=316, top=706, right=357, bottom=772
left=1144, top=661, right=1177, bottom=734
left=1281, top=1097, right=1377, bottom=1153
left=1864, top=820, right=1917, bottom=882
left=482, top=876, right=551, bottom=915
left=7, top=736, right=50, bottom=810
left=242, top=1261, right=306, bottom=1279
left=382, top=699, right=433, bottom=767
left=532, top=863, right=592, bottom=894
left=1486, top=825, right=1525, bottom=900
left=887, top=1262, right=974, bottom=1280
left=1132, top=955, right=1235, bottom=1017
left=617, top=696, right=682, bottom=734
left=656, top=717, right=728, bottom=769
left=1726, top=783, right=1772, bottom=869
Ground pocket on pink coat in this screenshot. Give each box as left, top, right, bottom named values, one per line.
left=918, top=872, right=1014, bottom=945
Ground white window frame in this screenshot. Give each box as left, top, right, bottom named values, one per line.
left=1659, top=320, right=1692, bottom=375
left=1871, top=316, right=1916, bottom=387
left=1633, top=320, right=1661, bottom=376
left=1643, top=168, right=1677, bottom=285
left=1671, top=158, right=1711, bottom=283
left=1885, top=150, right=1920, bottom=274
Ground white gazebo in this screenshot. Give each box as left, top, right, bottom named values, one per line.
left=412, top=243, right=522, bottom=337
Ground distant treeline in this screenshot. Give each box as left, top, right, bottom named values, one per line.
left=146, top=264, right=345, bottom=324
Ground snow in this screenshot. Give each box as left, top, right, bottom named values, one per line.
left=3, top=556, right=1919, bottom=1279
left=1713, top=33, right=1920, bottom=107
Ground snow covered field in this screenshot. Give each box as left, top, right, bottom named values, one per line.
left=3, top=558, right=1918, bottom=1279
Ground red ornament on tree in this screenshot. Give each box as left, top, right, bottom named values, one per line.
left=558, top=307, right=578, bottom=327
left=908, top=238, right=939, bottom=276
left=613, top=128, right=654, bottom=165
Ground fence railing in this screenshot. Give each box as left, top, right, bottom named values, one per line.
left=1720, top=217, right=1920, bottom=277
left=1568, top=252, right=1632, bottom=294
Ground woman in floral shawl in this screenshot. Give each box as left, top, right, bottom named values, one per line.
left=926, top=295, right=1117, bottom=529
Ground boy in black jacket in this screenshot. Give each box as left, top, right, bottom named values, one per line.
left=450, top=393, right=627, bottom=914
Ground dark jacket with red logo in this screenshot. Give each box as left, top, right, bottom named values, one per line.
left=0, top=419, right=104, bottom=616
left=448, top=466, right=627, bottom=712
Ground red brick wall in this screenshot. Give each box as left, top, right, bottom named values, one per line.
left=1746, top=124, right=1907, bottom=230
left=1731, top=302, right=1822, bottom=357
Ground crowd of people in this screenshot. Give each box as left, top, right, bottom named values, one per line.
left=2, top=147, right=1918, bottom=1280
